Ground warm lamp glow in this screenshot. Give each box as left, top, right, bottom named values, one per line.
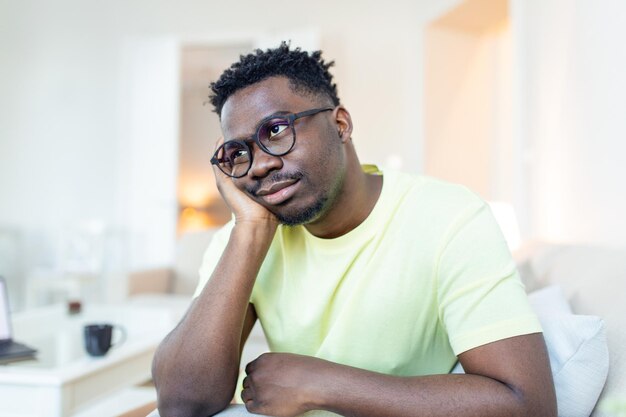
left=178, top=181, right=219, bottom=207
left=178, top=207, right=213, bottom=234
left=177, top=200, right=232, bottom=235
left=488, top=201, right=521, bottom=251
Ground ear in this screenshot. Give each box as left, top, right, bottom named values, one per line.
left=333, top=106, right=353, bottom=143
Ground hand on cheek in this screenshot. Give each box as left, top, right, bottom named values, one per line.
left=212, top=136, right=279, bottom=227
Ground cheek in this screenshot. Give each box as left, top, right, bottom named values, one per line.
left=313, top=136, right=343, bottom=175
left=296, top=130, right=341, bottom=169
left=232, top=178, right=250, bottom=194
left=279, top=125, right=343, bottom=186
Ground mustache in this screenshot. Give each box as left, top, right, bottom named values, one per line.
left=246, top=171, right=304, bottom=197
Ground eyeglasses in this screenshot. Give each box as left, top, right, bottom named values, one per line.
left=211, top=107, right=334, bottom=178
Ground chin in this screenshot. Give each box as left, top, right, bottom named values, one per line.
left=275, top=196, right=328, bottom=226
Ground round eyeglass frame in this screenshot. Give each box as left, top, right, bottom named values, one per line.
left=211, top=107, right=334, bottom=178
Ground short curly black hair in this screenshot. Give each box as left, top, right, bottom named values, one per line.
left=209, top=42, right=340, bottom=117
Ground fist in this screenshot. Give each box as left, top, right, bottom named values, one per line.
left=241, top=353, right=328, bottom=417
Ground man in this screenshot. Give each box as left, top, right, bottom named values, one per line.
left=152, top=43, right=556, bottom=417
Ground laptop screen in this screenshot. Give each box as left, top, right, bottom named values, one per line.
left=0, top=278, right=12, bottom=341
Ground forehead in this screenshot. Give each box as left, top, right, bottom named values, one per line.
left=220, top=76, right=320, bottom=139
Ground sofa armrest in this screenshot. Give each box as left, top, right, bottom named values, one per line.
left=128, top=267, right=174, bottom=296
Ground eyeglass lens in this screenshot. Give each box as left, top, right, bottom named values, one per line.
left=218, top=141, right=251, bottom=177
left=216, top=117, right=295, bottom=177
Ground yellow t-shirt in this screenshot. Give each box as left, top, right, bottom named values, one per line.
left=195, top=168, right=541, bottom=376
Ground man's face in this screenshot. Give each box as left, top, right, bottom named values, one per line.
left=220, top=76, right=346, bottom=226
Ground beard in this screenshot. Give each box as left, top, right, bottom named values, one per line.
left=246, top=170, right=336, bottom=227
left=274, top=168, right=345, bottom=227
left=275, top=193, right=328, bottom=226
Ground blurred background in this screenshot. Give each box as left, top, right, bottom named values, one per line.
left=1, top=0, right=625, bottom=311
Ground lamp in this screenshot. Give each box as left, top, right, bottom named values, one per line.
left=177, top=199, right=232, bottom=235
left=178, top=206, right=213, bottom=233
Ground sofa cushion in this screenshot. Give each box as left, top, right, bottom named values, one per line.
left=173, top=229, right=216, bottom=295
left=529, top=286, right=609, bottom=417
left=540, top=314, right=608, bottom=417
left=526, top=284, right=572, bottom=316
left=515, top=244, right=626, bottom=416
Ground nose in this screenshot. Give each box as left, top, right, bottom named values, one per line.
left=246, top=144, right=283, bottom=179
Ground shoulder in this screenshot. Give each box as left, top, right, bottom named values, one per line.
left=384, top=170, right=486, bottom=223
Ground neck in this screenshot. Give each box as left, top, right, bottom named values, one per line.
left=304, top=159, right=383, bottom=239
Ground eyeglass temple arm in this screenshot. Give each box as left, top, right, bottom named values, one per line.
left=293, top=107, right=334, bottom=120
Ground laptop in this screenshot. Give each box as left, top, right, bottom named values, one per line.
left=0, top=276, right=37, bottom=363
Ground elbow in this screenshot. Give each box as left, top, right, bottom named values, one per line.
left=524, top=398, right=557, bottom=417
left=151, top=341, right=236, bottom=416
left=157, top=393, right=231, bottom=417
left=534, top=393, right=557, bottom=417
left=511, top=384, right=557, bottom=417
left=153, top=365, right=233, bottom=417
left=527, top=379, right=557, bottom=417
left=507, top=393, right=557, bottom=417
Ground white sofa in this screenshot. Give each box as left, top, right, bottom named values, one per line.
left=139, top=239, right=625, bottom=417
left=128, top=230, right=217, bottom=297
left=513, top=242, right=625, bottom=416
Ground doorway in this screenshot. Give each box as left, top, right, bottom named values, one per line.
left=424, top=0, right=513, bottom=202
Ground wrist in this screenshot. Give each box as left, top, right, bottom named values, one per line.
left=231, top=220, right=278, bottom=246
left=234, top=210, right=278, bottom=230
left=305, top=360, right=343, bottom=412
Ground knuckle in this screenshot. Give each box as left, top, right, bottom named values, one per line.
left=244, top=401, right=258, bottom=413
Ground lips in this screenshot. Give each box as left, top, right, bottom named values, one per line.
left=255, top=179, right=300, bottom=205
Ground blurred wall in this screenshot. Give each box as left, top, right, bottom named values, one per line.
left=512, top=0, right=626, bottom=247
left=424, top=16, right=511, bottom=202
left=424, top=0, right=626, bottom=248
left=2, top=0, right=625, bottom=299
left=0, top=0, right=458, bottom=287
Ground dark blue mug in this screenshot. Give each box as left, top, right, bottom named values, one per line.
left=84, top=324, right=126, bottom=357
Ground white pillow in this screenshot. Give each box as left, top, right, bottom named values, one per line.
left=540, top=314, right=608, bottom=417
left=451, top=285, right=609, bottom=417
left=527, top=285, right=572, bottom=316
left=530, top=286, right=609, bottom=417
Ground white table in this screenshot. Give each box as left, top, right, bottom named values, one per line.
left=0, top=300, right=189, bottom=417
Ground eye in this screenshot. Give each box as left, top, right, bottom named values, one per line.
left=268, top=123, right=288, bottom=137
left=221, top=142, right=249, bottom=165
left=230, top=148, right=249, bottom=164
left=262, top=119, right=290, bottom=140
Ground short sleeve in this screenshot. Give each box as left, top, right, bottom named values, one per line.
left=193, top=220, right=235, bottom=298
left=436, top=200, right=542, bottom=355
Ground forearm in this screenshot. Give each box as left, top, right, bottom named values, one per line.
left=242, top=337, right=554, bottom=417
left=317, top=366, right=523, bottom=417
left=153, top=223, right=275, bottom=416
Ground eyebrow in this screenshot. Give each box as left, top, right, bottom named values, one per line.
left=226, top=110, right=292, bottom=143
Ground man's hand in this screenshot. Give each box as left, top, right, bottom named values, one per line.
left=213, top=137, right=278, bottom=227
left=242, top=353, right=327, bottom=417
